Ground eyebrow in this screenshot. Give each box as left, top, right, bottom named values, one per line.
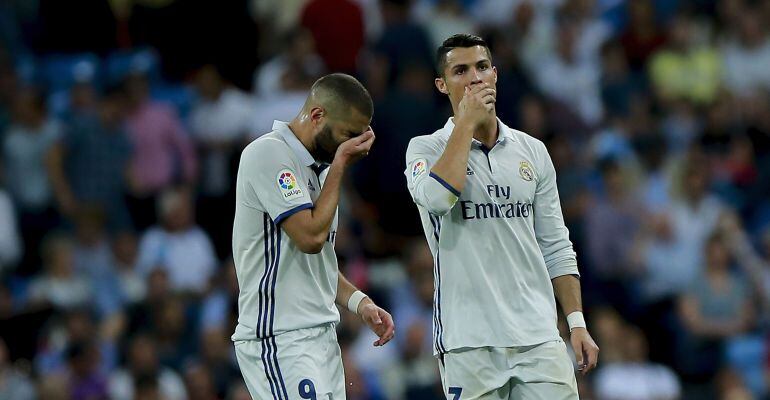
left=449, top=59, right=491, bottom=72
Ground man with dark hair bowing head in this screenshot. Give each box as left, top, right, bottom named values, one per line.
left=404, top=34, right=599, bottom=399
left=232, top=73, right=395, bottom=400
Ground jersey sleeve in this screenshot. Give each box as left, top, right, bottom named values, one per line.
left=532, top=141, right=579, bottom=279
left=404, top=137, right=460, bottom=216
left=239, top=139, right=313, bottom=225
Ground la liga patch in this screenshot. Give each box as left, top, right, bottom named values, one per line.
left=277, top=169, right=305, bottom=201
left=411, top=159, right=427, bottom=182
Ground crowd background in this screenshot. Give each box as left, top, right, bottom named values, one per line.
left=0, top=0, right=769, bottom=399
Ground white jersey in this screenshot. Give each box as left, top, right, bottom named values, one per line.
left=404, top=118, right=579, bottom=355
left=232, top=120, right=339, bottom=341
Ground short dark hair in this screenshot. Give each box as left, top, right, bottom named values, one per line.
left=311, top=73, right=373, bottom=120
left=435, top=34, right=492, bottom=77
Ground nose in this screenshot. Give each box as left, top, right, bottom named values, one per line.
left=470, top=68, right=483, bottom=85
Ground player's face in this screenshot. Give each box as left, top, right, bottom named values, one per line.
left=435, top=46, right=497, bottom=109
left=313, top=109, right=371, bottom=163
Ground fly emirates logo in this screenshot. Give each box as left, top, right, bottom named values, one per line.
left=460, top=184, right=533, bottom=220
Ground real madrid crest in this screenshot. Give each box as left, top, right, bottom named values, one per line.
left=519, top=161, right=534, bottom=181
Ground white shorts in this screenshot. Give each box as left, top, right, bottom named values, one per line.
left=438, top=339, right=578, bottom=400
left=234, top=324, right=345, bottom=400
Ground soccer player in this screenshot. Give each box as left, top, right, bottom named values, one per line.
left=232, top=73, right=395, bottom=400
left=404, top=34, right=599, bottom=399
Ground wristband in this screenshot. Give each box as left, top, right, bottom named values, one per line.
left=567, top=311, right=586, bottom=331
left=347, top=290, right=368, bottom=314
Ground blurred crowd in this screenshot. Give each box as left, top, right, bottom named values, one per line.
left=0, top=0, right=769, bottom=399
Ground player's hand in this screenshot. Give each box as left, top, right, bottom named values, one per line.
left=456, top=83, right=495, bottom=128
left=334, top=128, right=375, bottom=167
left=570, top=328, right=599, bottom=375
left=358, top=302, right=395, bottom=346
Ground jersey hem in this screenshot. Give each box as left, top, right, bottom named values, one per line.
left=429, top=171, right=461, bottom=197
left=274, top=202, right=314, bottom=225
left=431, top=335, right=564, bottom=357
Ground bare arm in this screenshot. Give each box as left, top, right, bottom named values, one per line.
left=552, top=274, right=599, bottom=375
left=429, top=84, right=495, bottom=193
left=45, top=142, right=76, bottom=216
left=282, top=130, right=374, bottom=253
left=678, top=294, right=754, bottom=338
left=336, top=273, right=395, bottom=346
left=335, top=272, right=360, bottom=310
left=552, top=274, right=583, bottom=315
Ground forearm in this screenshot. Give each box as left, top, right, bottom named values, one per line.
left=45, top=145, right=75, bottom=205
left=552, top=274, right=583, bottom=315
left=306, top=161, right=345, bottom=237
left=430, top=118, right=474, bottom=193
left=336, top=273, right=371, bottom=313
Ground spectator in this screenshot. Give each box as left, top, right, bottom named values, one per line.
left=557, top=0, right=613, bottom=67
left=357, top=61, right=442, bottom=238
left=198, top=259, right=237, bottom=333
left=715, top=368, right=754, bottom=400
left=48, top=85, right=133, bottom=231
left=137, top=188, right=217, bottom=295
left=667, top=152, right=726, bottom=286
left=35, top=309, right=117, bottom=377
left=483, top=28, right=534, bottom=126
left=108, top=334, right=187, bottom=400
left=534, top=19, right=604, bottom=126
left=152, top=295, right=196, bottom=371
left=419, top=0, right=478, bottom=50
left=593, top=325, right=681, bottom=400
left=648, top=12, right=721, bottom=105
left=721, top=8, right=770, bottom=97
left=249, top=0, right=313, bottom=40
left=0, top=338, right=36, bottom=400
left=61, top=81, right=99, bottom=123
left=126, top=268, right=172, bottom=337
left=619, top=0, right=666, bottom=73
left=677, top=231, right=755, bottom=380
left=65, top=341, right=110, bottom=400
left=370, top=0, right=433, bottom=91
left=196, top=329, right=239, bottom=398
left=71, top=207, right=121, bottom=317
left=588, top=307, right=626, bottom=364
left=253, top=29, right=324, bottom=98
left=600, top=40, right=642, bottom=119
left=300, top=0, right=365, bottom=73
left=110, top=231, right=146, bottom=307
left=189, top=64, right=253, bottom=259
left=183, top=362, right=218, bottom=400
left=250, top=30, right=321, bottom=136
left=389, top=243, right=442, bottom=400
left=123, top=72, right=197, bottom=230
left=2, top=87, right=62, bottom=274
left=584, top=158, right=643, bottom=314
left=27, top=233, right=91, bottom=311
left=134, top=372, right=162, bottom=400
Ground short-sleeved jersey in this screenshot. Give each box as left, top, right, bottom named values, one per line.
left=232, top=120, right=339, bottom=341
left=404, top=118, right=579, bottom=355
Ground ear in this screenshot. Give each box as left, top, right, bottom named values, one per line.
left=435, top=77, right=449, bottom=95
left=493, top=66, right=498, bottom=84
left=309, top=106, right=325, bottom=124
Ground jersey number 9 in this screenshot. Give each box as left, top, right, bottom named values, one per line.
left=298, top=378, right=317, bottom=400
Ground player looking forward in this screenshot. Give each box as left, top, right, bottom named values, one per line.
left=404, top=34, right=599, bottom=399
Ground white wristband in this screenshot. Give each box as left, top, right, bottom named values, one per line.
left=347, top=291, right=368, bottom=314
left=567, top=311, right=586, bottom=331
